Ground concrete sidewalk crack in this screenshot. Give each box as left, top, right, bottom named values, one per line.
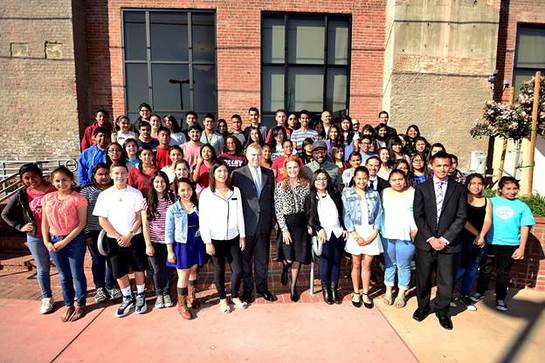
left=48, top=307, right=106, bottom=363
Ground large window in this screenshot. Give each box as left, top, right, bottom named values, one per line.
left=123, top=10, right=217, bottom=122
left=513, top=25, right=545, bottom=95
left=261, top=13, right=351, bottom=125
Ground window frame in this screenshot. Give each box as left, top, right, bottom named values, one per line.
left=260, top=12, right=352, bottom=125
left=513, top=23, right=545, bottom=96
left=121, top=8, right=218, bottom=119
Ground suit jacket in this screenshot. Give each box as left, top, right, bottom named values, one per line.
left=231, top=165, right=275, bottom=237
left=413, top=178, right=467, bottom=254
left=369, top=177, right=389, bottom=193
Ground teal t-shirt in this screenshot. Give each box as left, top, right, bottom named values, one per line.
left=487, top=196, right=535, bottom=246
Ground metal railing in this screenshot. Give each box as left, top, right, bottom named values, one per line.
left=0, top=159, right=78, bottom=204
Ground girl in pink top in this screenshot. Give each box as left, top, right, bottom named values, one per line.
left=41, top=166, right=88, bottom=323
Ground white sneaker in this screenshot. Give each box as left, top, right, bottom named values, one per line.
left=40, top=297, right=54, bottom=314
left=496, top=300, right=509, bottom=312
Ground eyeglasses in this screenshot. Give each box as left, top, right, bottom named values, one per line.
left=316, top=178, right=328, bottom=182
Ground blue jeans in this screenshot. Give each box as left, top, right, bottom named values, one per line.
left=49, top=234, right=87, bottom=307
left=382, top=238, right=415, bottom=290
left=26, top=235, right=52, bottom=299
left=456, top=241, right=485, bottom=297
left=319, top=233, right=346, bottom=286
left=87, top=231, right=116, bottom=290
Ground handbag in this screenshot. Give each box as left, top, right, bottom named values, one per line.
left=311, top=236, right=322, bottom=256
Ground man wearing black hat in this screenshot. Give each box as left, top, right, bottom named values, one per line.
left=302, top=140, right=344, bottom=191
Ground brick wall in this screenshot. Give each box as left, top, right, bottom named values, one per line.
left=511, top=217, right=545, bottom=290
left=0, top=0, right=81, bottom=160
left=85, top=0, right=386, bottom=128
left=496, top=0, right=545, bottom=103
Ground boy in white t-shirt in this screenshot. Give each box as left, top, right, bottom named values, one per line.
left=93, top=164, right=148, bottom=317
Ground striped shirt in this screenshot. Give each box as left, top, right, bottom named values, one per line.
left=80, top=185, right=106, bottom=234
left=290, top=128, right=319, bottom=152
left=148, top=198, right=173, bottom=244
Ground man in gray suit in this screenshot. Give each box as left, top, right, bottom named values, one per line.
left=232, top=143, right=277, bottom=302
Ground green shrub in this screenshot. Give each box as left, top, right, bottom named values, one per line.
left=521, top=194, right=545, bottom=217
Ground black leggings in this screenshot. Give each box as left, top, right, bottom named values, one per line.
left=476, top=244, right=517, bottom=301
left=211, top=236, right=243, bottom=299
left=147, top=242, right=169, bottom=295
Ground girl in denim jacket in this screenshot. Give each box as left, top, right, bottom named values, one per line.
left=342, top=166, right=383, bottom=309
left=165, top=178, right=206, bottom=319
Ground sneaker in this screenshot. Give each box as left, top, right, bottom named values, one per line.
left=94, top=288, right=108, bottom=304
left=470, top=292, right=485, bottom=303
left=40, top=297, right=54, bottom=314
left=107, top=288, right=122, bottom=300
left=115, top=295, right=134, bottom=318
left=496, top=300, right=508, bottom=312
left=154, top=294, right=165, bottom=309
left=460, top=296, right=477, bottom=311
left=163, top=293, right=173, bottom=308
left=135, top=292, right=147, bottom=314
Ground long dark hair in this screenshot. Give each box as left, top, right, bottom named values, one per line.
left=50, top=166, right=76, bottom=191
left=174, top=177, right=199, bottom=207
left=327, top=124, right=343, bottom=148
left=163, top=114, right=182, bottom=133
left=310, top=169, right=337, bottom=195
left=244, top=126, right=264, bottom=148
left=89, top=163, right=112, bottom=189
left=106, top=142, right=127, bottom=167
left=146, top=171, right=175, bottom=221
left=223, top=134, right=243, bottom=154
left=200, top=143, right=218, bottom=163
left=351, top=166, right=370, bottom=189
left=208, top=161, right=232, bottom=192
left=268, top=126, right=287, bottom=151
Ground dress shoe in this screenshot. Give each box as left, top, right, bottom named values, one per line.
left=258, top=290, right=277, bottom=302
left=242, top=291, right=254, bottom=304
left=322, top=285, right=333, bottom=305
left=290, top=288, right=300, bottom=302
left=436, top=313, right=453, bottom=330
left=281, top=264, right=290, bottom=286
left=412, top=308, right=430, bottom=322
left=331, top=283, right=342, bottom=304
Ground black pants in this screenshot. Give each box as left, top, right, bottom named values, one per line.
left=476, top=244, right=517, bottom=301
left=147, top=242, right=169, bottom=295
left=107, top=234, right=147, bottom=279
left=319, top=233, right=346, bottom=286
left=211, top=236, right=243, bottom=299
left=242, top=231, right=270, bottom=295
left=415, top=248, right=457, bottom=316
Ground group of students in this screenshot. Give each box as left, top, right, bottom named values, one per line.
left=1, top=104, right=535, bottom=330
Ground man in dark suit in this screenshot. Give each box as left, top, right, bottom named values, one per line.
left=365, top=156, right=389, bottom=192
left=232, top=143, right=277, bottom=302
left=412, top=151, right=466, bottom=330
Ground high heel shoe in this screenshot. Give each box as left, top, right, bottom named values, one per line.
left=351, top=292, right=362, bottom=308
left=281, top=263, right=290, bottom=286
left=290, top=287, right=300, bottom=302
left=362, top=292, right=374, bottom=309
